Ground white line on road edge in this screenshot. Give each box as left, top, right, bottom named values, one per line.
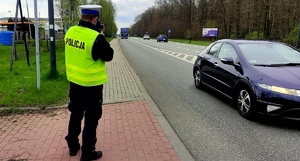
left=132, top=39, right=197, bottom=64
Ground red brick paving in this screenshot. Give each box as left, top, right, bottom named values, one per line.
left=0, top=100, right=180, bottom=161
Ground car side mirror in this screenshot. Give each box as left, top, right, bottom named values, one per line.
left=221, top=57, right=242, bottom=71
left=221, top=57, right=235, bottom=65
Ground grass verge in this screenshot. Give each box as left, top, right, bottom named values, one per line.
left=0, top=39, right=68, bottom=110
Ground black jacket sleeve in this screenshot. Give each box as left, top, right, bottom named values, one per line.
left=91, top=34, right=114, bottom=62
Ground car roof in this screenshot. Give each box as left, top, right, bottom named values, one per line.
left=216, top=39, right=279, bottom=45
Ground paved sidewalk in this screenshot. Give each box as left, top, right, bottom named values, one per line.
left=0, top=39, right=194, bottom=161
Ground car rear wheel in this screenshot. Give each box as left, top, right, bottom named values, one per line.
left=194, top=68, right=202, bottom=89
left=236, top=87, right=255, bottom=119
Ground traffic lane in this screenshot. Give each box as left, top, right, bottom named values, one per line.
left=130, top=38, right=202, bottom=64
left=120, top=38, right=300, bottom=161
left=119, top=38, right=300, bottom=161
left=131, top=37, right=206, bottom=57
left=147, top=38, right=205, bottom=56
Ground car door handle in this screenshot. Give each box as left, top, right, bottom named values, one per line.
left=213, top=62, right=219, bottom=67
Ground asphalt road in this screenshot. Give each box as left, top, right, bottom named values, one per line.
left=119, top=37, right=300, bottom=161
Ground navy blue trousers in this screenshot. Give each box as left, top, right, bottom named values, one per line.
left=65, top=82, right=103, bottom=155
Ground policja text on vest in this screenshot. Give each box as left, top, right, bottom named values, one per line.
left=65, top=38, right=86, bottom=50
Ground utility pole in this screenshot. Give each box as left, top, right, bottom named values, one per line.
left=48, top=0, right=56, bottom=74
left=34, top=0, right=40, bottom=89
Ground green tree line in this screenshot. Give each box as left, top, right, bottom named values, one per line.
left=131, top=0, right=300, bottom=45
left=54, top=0, right=117, bottom=37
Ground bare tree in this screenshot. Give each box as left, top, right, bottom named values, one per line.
left=130, top=0, right=300, bottom=44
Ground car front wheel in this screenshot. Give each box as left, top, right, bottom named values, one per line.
left=236, top=87, right=255, bottom=119
left=194, top=68, right=202, bottom=89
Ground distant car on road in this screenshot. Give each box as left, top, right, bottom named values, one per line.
left=143, top=34, right=150, bottom=40
left=193, top=39, right=300, bottom=120
left=157, top=34, right=168, bottom=42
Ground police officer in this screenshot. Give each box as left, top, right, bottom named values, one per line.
left=64, top=4, right=114, bottom=161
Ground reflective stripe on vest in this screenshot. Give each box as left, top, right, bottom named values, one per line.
left=64, top=26, right=108, bottom=86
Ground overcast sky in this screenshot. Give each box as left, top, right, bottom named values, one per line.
left=0, top=0, right=156, bottom=30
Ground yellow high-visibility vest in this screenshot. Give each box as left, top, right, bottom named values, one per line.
left=64, top=25, right=108, bottom=86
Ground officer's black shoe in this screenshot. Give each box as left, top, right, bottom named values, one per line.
left=80, top=151, right=102, bottom=161
left=69, top=143, right=80, bottom=156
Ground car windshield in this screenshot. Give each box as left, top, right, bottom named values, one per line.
left=238, top=43, right=300, bottom=66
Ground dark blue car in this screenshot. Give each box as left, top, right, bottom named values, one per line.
left=193, top=39, right=300, bottom=120
left=157, top=34, right=168, bottom=42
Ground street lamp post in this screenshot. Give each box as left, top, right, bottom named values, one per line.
left=34, top=0, right=40, bottom=89
left=48, top=0, right=56, bottom=74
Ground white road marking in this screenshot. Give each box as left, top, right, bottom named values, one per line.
left=132, top=39, right=197, bottom=64
left=191, top=56, right=197, bottom=63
